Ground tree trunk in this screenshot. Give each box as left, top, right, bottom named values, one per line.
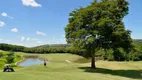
left=91, top=52, right=96, bottom=69
left=104, top=49, right=107, bottom=60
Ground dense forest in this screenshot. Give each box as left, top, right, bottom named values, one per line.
left=0, top=39, right=142, bottom=61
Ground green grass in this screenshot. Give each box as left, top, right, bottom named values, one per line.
left=39, top=53, right=80, bottom=62
left=0, top=61, right=142, bottom=80
left=0, top=52, right=142, bottom=80
left=15, top=52, right=80, bottom=62
left=74, top=57, right=91, bottom=63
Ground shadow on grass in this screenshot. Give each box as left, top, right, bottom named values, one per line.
left=78, top=67, right=142, bottom=79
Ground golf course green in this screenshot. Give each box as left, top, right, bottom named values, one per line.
left=0, top=53, right=142, bottom=80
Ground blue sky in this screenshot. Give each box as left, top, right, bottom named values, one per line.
left=0, top=0, right=141, bottom=47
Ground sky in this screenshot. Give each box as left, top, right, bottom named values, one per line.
left=0, top=0, right=142, bottom=47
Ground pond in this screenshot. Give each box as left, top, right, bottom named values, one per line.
left=18, top=58, right=44, bottom=67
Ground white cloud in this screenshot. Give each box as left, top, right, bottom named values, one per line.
left=1, top=12, right=14, bottom=19
left=1, top=12, right=7, bottom=17
left=22, top=0, right=42, bottom=7
left=0, top=21, right=5, bottom=27
left=31, top=38, right=38, bottom=41
left=21, top=36, right=25, bottom=42
left=27, top=38, right=30, bottom=41
left=37, top=41, right=42, bottom=44
left=36, top=31, right=46, bottom=36
left=11, top=28, right=18, bottom=33
left=21, top=37, right=38, bottom=42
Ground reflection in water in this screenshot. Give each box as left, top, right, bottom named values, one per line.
left=19, top=58, right=44, bottom=67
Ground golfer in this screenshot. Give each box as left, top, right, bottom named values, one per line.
left=44, top=59, right=47, bottom=67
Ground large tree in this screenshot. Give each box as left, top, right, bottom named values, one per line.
left=65, top=0, right=133, bottom=68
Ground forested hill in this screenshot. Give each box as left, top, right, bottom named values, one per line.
left=34, top=39, right=142, bottom=48
left=0, top=43, right=75, bottom=54
left=0, top=39, right=141, bottom=54
left=133, top=39, right=142, bottom=45
left=34, top=44, right=70, bottom=48
left=0, top=39, right=141, bottom=49
left=0, top=43, right=25, bottom=52
left=0, top=39, right=142, bottom=61
left=133, top=39, right=142, bottom=42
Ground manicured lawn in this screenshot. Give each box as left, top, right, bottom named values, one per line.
left=15, top=52, right=81, bottom=62
left=0, top=53, right=142, bottom=80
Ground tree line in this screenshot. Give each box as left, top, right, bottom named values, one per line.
left=0, top=41, right=142, bottom=61
left=0, top=43, right=82, bottom=54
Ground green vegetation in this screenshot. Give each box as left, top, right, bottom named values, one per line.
left=5, top=52, right=15, bottom=64
left=0, top=43, right=25, bottom=52
left=65, top=0, right=133, bottom=68
left=15, top=52, right=80, bottom=62
left=0, top=50, right=23, bottom=69
left=39, top=53, right=80, bottom=62
left=0, top=51, right=142, bottom=80
left=0, top=40, right=142, bottom=62
left=0, top=57, right=141, bottom=80
left=0, top=0, right=142, bottom=80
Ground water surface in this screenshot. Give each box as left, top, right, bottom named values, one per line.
left=19, top=58, right=44, bottom=67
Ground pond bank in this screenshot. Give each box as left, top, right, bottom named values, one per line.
left=15, top=55, right=26, bottom=66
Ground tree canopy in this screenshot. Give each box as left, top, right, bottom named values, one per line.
left=65, top=0, right=133, bottom=68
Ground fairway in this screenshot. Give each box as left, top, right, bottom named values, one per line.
left=0, top=54, right=142, bottom=80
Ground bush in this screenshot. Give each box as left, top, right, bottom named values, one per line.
left=16, top=55, right=21, bottom=58
left=133, top=52, right=142, bottom=61
left=104, top=49, right=114, bottom=61
left=138, top=52, right=142, bottom=60
left=0, top=52, right=4, bottom=58
left=112, top=48, right=126, bottom=61
left=107, top=53, right=114, bottom=61
left=7, top=52, right=14, bottom=56
left=5, top=56, right=14, bottom=64
left=5, top=52, right=15, bottom=64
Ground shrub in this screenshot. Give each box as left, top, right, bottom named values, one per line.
left=104, top=50, right=114, bottom=61
left=7, top=52, right=14, bottom=56
left=5, top=52, right=15, bottom=64
left=16, top=55, right=21, bottom=58
left=133, top=52, right=142, bottom=61
left=0, top=52, right=4, bottom=58
left=5, top=56, right=14, bottom=64
left=112, top=48, right=126, bottom=61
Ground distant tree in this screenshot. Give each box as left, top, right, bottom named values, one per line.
left=65, top=0, right=132, bottom=68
